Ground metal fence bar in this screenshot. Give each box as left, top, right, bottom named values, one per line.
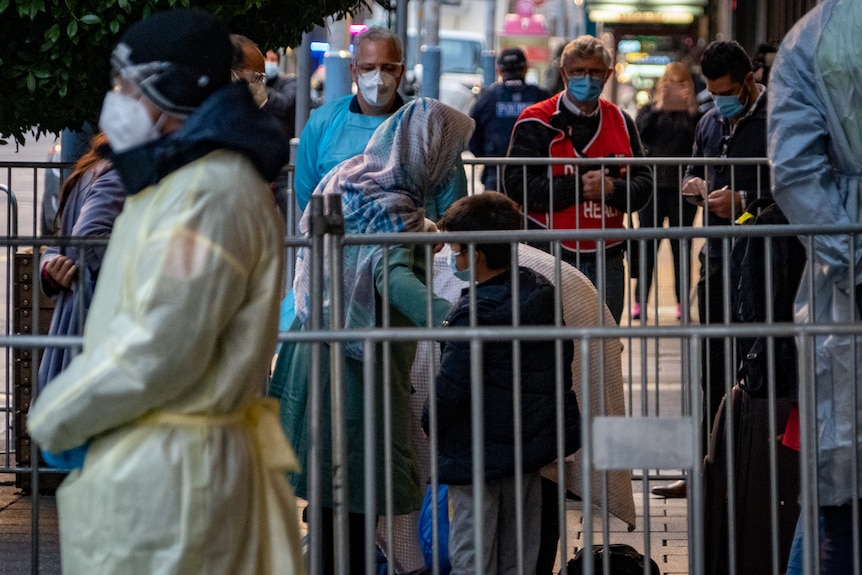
left=4, top=155, right=862, bottom=575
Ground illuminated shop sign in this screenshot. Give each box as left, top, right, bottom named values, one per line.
left=586, top=1, right=706, bottom=24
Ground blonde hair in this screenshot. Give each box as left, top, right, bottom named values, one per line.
left=655, top=61, right=696, bottom=113
left=561, top=35, right=612, bottom=68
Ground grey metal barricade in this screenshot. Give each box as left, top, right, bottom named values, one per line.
left=3, top=155, right=862, bottom=575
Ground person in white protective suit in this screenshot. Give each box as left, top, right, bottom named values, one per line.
left=26, top=9, right=305, bottom=575
left=769, top=0, right=862, bottom=571
left=293, top=26, right=467, bottom=219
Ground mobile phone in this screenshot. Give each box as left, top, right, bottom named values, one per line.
left=682, top=193, right=704, bottom=205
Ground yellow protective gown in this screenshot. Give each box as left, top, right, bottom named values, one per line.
left=27, top=149, right=305, bottom=575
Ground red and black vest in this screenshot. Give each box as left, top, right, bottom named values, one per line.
left=519, top=96, right=634, bottom=253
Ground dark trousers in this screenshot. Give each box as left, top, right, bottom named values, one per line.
left=821, top=504, right=862, bottom=574
left=318, top=507, right=368, bottom=575
left=697, top=251, right=731, bottom=456
left=632, top=190, right=698, bottom=305
left=536, top=477, right=560, bottom=574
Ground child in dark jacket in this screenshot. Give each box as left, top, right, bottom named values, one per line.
left=422, top=192, right=581, bottom=574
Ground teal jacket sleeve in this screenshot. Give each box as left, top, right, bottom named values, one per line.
left=294, top=113, right=322, bottom=213
left=374, top=245, right=452, bottom=327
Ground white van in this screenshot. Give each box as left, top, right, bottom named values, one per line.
left=404, top=30, right=487, bottom=113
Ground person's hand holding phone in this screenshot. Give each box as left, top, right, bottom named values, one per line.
left=682, top=177, right=707, bottom=205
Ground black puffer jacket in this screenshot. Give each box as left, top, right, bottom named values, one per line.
left=422, top=267, right=580, bottom=485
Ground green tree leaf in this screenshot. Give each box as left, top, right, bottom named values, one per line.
left=0, top=0, right=370, bottom=142
left=47, top=23, right=60, bottom=43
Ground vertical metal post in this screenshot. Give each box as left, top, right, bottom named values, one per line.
left=421, top=0, right=442, bottom=99
left=362, top=340, right=377, bottom=575
left=482, top=0, right=496, bottom=87
left=296, top=32, right=313, bottom=138
left=397, top=0, right=410, bottom=96
left=325, top=194, right=349, bottom=575
left=716, top=0, right=734, bottom=41
left=798, top=333, right=819, bottom=575
left=689, top=336, right=705, bottom=575
left=325, top=17, right=354, bottom=104
left=307, top=194, right=326, bottom=575
left=579, top=337, right=593, bottom=575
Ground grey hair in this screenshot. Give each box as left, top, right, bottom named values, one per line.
left=353, top=26, right=403, bottom=63
left=561, top=35, right=612, bottom=68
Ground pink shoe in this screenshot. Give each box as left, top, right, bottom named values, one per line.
left=676, top=304, right=682, bottom=320
left=631, top=302, right=641, bottom=320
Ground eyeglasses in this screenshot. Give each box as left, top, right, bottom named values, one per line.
left=565, top=68, right=607, bottom=79
left=355, top=62, right=403, bottom=76
left=231, top=69, right=266, bottom=85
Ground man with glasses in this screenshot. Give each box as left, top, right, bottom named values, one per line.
left=503, top=34, right=652, bottom=325
left=230, top=34, right=269, bottom=109
left=294, top=26, right=466, bottom=217
left=651, top=40, right=770, bottom=500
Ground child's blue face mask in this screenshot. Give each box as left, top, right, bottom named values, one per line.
left=448, top=249, right=472, bottom=282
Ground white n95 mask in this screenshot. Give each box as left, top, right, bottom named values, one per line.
left=357, top=69, right=397, bottom=107
left=98, top=91, right=162, bottom=153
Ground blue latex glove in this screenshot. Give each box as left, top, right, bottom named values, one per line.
left=41, top=442, right=89, bottom=470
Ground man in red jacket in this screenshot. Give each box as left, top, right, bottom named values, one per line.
left=503, top=34, right=652, bottom=325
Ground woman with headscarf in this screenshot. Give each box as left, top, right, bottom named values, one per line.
left=268, top=97, right=475, bottom=574
left=630, top=62, right=701, bottom=321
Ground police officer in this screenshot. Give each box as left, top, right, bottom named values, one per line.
left=469, top=48, right=550, bottom=191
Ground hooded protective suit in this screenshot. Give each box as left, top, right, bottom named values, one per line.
left=27, top=82, right=304, bottom=574
left=769, top=0, right=862, bottom=506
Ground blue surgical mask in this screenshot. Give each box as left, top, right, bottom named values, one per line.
left=567, top=75, right=604, bottom=103
left=713, top=90, right=746, bottom=119
left=264, top=62, right=279, bottom=80
left=448, top=250, right=472, bottom=282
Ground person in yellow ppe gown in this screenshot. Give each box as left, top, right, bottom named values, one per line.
left=27, top=9, right=304, bottom=575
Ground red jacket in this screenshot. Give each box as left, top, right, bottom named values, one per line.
left=504, top=94, right=652, bottom=253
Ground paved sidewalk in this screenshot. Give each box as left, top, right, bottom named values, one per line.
left=563, top=483, right=691, bottom=574
left=0, top=474, right=60, bottom=575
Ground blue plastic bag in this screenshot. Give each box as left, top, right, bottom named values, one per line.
left=418, top=484, right=451, bottom=575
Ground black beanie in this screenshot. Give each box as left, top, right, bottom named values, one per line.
left=112, top=9, right=233, bottom=115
